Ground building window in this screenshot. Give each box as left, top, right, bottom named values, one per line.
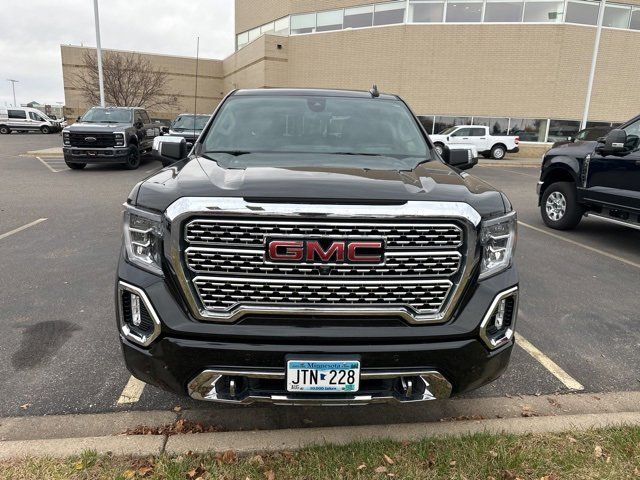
left=408, top=1, right=445, bottom=22
left=248, top=27, right=261, bottom=42
left=472, top=117, right=509, bottom=135
left=374, top=2, right=406, bottom=25
left=547, top=119, right=581, bottom=142
left=418, top=115, right=435, bottom=134
left=434, top=116, right=472, bottom=133
left=446, top=1, right=483, bottom=22
left=523, top=0, right=563, bottom=22
left=344, top=5, right=375, bottom=28
left=291, top=13, right=316, bottom=34
left=565, top=0, right=600, bottom=25
left=509, top=118, right=548, bottom=142
left=317, top=9, right=344, bottom=31
left=274, top=16, right=291, bottom=35
left=261, top=22, right=275, bottom=34
left=603, top=3, right=631, bottom=28
left=484, top=0, right=524, bottom=22
left=631, top=9, right=640, bottom=29
left=237, top=32, right=248, bottom=49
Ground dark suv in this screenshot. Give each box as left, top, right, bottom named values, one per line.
left=117, top=88, right=519, bottom=405
left=62, top=107, right=160, bottom=170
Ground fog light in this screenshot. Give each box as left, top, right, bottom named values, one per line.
left=131, top=294, right=142, bottom=327
left=494, top=299, right=506, bottom=330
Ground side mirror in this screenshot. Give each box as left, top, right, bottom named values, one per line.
left=597, top=129, right=627, bottom=154
left=442, top=146, right=477, bottom=170
left=161, top=126, right=169, bottom=135
left=76, top=116, right=82, bottom=122
left=153, top=136, right=187, bottom=167
left=135, top=121, right=144, bottom=129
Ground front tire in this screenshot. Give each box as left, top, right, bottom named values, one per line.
left=434, top=143, right=444, bottom=155
left=40, top=125, right=51, bottom=134
left=0, top=126, right=10, bottom=135
left=490, top=144, right=506, bottom=160
left=540, top=182, right=583, bottom=230
left=123, top=145, right=141, bottom=170
left=65, top=161, right=86, bottom=170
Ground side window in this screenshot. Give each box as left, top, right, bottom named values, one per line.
left=452, top=128, right=471, bottom=137
left=470, top=128, right=485, bottom=136
left=623, top=119, right=640, bottom=152
left=134, top=111, right=143, bottom=126
left=141, top=111, right=151, bottom=124
left=29, top=112, right=43, bottom=121
left=8, top=109, right=26, bottom=119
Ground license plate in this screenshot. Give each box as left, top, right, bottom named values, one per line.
left=286, top=360, right=360, bottom=393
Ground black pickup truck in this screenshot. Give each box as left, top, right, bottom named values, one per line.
left=116, top=88, right=519, bottom=405
left=62, top=107, right=160, bottom=170
left=538, top=114, right=640, bottom=230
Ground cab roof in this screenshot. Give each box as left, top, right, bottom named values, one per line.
left=232, top=87, right=400, bottom=101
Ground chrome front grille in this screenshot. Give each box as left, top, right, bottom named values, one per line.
left=179, top=215, right=468, bottom=323
left=185, top=219, right=463, bottom=249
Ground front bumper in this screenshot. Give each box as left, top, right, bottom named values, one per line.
left=63, top=147, right=129, bottom=163
left=116, top=254, right=518, bottom=405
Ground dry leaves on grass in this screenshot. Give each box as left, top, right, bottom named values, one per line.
left=383, top=454, right=395, bottom=465
left=122, top=419, right=223, bottom=436
left=375, top=465, right=388, bottom=473
left=439, top=414, right=486, bottom=422
left=264, top=470, right=275, bottom=480
left=186, top=465, right=208, bottom=479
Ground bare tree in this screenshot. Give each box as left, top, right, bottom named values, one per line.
left=71, top=50, right=178, bottom=111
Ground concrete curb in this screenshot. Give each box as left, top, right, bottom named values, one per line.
left=1, top=390, right=640, bottom=460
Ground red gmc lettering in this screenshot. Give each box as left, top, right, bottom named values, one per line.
left=348, top=241, right=383, bottom=262
left=268, top=240, right=303, bottom=261
left=306, top=241, right=345, bottom=262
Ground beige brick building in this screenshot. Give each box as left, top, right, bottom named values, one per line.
left=62, top=0, right=640, bottom=153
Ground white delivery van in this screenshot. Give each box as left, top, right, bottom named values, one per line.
left=0, top=107, right=63, bottom=134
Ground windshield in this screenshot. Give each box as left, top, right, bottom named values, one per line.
left=201, top=95, right=430, bottom=169
left=80, top=108, right=132, bottom=123
left=438, top=126, right=457, bottom=135
left=172, top=115, right=210, bottom=131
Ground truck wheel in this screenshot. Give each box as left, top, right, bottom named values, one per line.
left=0, top=126, right=10, bottom=134
left=540, top=182, right=583, bottom=230
left=490, top=145, right=506, bottom=159
left=65, top=161, right=86, bottom=170
left=124, top=146, right=141, bottom=170
left=40, top=125, right=51, bottom=134
left=434, top=143, right=444, bottom=155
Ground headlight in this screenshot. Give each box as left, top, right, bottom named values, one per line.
left=63, top=132, right=70, bottom=145
left=123, top=204, right=164, bottom=276
left=115, top=133, right=125, bottom=146
left=479, top=211, right=517, bottom=280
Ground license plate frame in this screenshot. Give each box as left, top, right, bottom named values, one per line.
left=286, top=359, right=360, bottom=393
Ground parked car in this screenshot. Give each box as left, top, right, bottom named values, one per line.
left=550, top=125, right=612, bottom=148
left=538, top=114, right=640, bottom=230
left=118, top=88, right=519, bottom=405
left=0, top=107, right=62, bottom=134
left=430, top=125, right=519, bottom=160
left=62, top=107, right=161, bottom=170
left=168, top=113, right=211, bottom=145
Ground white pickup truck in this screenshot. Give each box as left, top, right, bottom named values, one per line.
left=430, top=125, right=519, bottom=160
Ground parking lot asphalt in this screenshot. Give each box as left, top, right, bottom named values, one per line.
left=1, top=134, right=638, bottom=429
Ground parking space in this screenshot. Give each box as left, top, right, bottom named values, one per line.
left=1, top=135, right=638, bottom=428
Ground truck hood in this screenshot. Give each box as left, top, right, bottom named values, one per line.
left=545, top=140, right=597, bottom=158
left=133, top=156, right=507, bottom=218
left=65, top=122, right=130, bottom=132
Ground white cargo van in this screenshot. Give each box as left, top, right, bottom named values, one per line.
left=0, top=107, right=62, bottom=134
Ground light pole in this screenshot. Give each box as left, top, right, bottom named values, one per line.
left=7, top=79, right=18, bottom=106
left=92, top=0, right=105, bottom=107
left=581, top=0, right=607, bottom=130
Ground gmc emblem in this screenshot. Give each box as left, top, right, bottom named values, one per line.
left=266, top=238, right=384, bottom=264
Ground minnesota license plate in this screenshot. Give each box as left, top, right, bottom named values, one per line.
left=286, top=360, right=360, bottom=393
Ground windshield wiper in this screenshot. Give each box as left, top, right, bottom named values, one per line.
left=330, top=152, right=385, bottom=156
left=204, top=150, right=252, bottom=156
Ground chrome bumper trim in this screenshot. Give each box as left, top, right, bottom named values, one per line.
left=187, top=369, right=453, bottom=405
left=479, top=286, right=519, bottom=350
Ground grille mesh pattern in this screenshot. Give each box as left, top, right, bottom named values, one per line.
left=194, top=278, right=452, bottom=313
left=69, top=132, right=116, bottom=148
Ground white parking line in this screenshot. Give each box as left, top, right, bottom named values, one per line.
left=116, top=376, right=146, bottom=405
left=0, top=218, right=47, bottom=241
left=516, top=333, right=584, bottom=391
left=519, top=221, right=640, bottom=270
left=36, top=156, right=62, bottom=173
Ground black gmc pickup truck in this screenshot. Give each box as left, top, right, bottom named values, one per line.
left=117, top=88, right=519, bottom=405
left=63, top=107, right=160, bottom=170
left=538, top=114, right=640, bottom=230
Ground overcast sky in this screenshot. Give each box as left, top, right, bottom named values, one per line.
left=0, top=0, right=235, bottom=107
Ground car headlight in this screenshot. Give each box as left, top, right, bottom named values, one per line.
left=123, top=204, right=164, bottom=276
left=479, top=211, right=517, bottom=280
left=63, top=132, right=70, bottom=145
left=115, top=133, right=126, bottom=146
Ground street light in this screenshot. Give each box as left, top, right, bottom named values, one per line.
left=581, top=0, right=607, bottom=130
left=7, top=79, right=19, bottom=106
left=92, top=0, right=105, bottom=107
